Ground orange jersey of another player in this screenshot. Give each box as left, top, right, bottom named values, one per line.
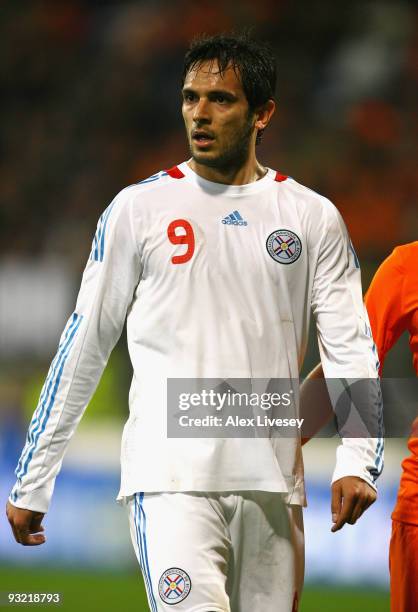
left=365, top=242, right=418, bottom=525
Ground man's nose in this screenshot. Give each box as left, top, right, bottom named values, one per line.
left=193, top=98, right=211, bottom=123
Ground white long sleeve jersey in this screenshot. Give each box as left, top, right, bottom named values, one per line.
left=10, top=161, right=383, bottom=513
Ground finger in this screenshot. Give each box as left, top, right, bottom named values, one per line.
left=349, top=492, right=376, bottom=524
left=14, top=521, right=46, bottom=546
left=16, top=527, right=46, bottom=546
left=22, top=533, right=46, bottom=546
left=14, top=524, right=30, bottom=545
left=347, top=498, right=365, bottom=525
left=30, top=515, right=45, bottom=533
left=331, top=482, right=342, bottom=525
left=331, top=494, right=357, bottom=532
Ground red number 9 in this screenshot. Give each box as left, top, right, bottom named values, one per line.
left=167, top=219, right=195, bottom=264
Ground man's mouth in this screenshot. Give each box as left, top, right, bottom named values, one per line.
left=192, top=130, right=215, bottom=147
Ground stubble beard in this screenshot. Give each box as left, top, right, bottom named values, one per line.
left=188, top=115, right=254, bottom=172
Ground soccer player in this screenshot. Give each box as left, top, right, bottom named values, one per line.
left=6, top=34, right=381, bottom=611
left=365, top=243, right=418, bottom=612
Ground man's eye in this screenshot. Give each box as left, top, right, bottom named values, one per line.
left=215, top=96, right=226, bottom=103
left=184, top=94, right=195, bottom=102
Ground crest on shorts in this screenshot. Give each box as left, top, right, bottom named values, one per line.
left=266, top=229, right=302, bottom=264
left=158, top=568, right=191, bottom=604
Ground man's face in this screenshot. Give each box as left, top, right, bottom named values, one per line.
left=182, top=60, right=255, bottom=169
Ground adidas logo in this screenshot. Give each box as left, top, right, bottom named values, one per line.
left=221, top=210, right=248, bottom=226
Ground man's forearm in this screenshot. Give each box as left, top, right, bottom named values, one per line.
left=300, top=363, right=333, bottom=444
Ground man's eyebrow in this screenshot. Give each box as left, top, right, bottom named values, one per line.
left=182, top=87, right=237, bottom=99
left=209, top=89, right=237, bottom=99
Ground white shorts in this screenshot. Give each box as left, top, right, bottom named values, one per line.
left=127, top=491, right=304, bottom=612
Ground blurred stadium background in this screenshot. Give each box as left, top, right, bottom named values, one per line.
left=1, top=1, right=417, bottom=610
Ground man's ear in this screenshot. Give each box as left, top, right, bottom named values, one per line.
left=254, top=99, right=276, bottom=132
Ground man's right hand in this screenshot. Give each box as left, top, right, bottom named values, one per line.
left=6, top=501, right=46, bottom=546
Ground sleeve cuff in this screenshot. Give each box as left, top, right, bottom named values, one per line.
left=331, top=442, right=381, bottom=492
left=9, top=480, right=54, bottom=514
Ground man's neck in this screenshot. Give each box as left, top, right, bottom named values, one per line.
left=188, top=158, right=267, bottom=186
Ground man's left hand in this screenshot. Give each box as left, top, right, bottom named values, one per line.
left=331, top=476, right=377, bottom=532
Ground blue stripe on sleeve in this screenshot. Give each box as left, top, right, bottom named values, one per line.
left=15, top=313, right=79, bottom=479
left=136, top=171, right=168, bottom=185
left=371, top=383, right=385, bottom=481
left=90, top=200, right=115, bottom=263
left=90, top=171, right=167, bottom=263
left=98, top=201, right=115, bottom=262
left=15, top=315, right=78, bottom=479
left=349, top=240, right=360, bottom=269
left=15, top=313, right=83, bottom=483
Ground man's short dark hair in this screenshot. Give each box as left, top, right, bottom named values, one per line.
left=182, top=33, right=276, bottom=144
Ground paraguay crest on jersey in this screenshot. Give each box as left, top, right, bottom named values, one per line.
left=266, top=229, right=302, bottom=264
left=158, top=568, right=191, bottom=604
